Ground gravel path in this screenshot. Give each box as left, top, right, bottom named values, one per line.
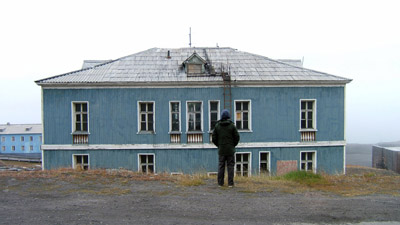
left=1, top=173, right=400, bottom=225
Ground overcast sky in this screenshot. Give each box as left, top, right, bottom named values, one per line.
left=1, top=0, right=399, bottom=144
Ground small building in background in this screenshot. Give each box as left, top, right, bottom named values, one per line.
left=372, top=145, right=400, bottom=173
left=0, top=123, right=42, bottom=155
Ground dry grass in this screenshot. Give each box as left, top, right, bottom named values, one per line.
left=1, top=166, right=400, bottom=196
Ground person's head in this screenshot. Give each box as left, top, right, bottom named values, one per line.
left=221, top=109, right=230, bottom=120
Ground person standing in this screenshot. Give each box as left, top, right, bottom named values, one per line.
left=212, top=109, right=240, bottom=187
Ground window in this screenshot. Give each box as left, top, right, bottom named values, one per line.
left=235, top=101, right=251, bottom=131
left=21, top=136, right=24, bottom=142
left=187, top=102, right=202, bottom=132
left=300, top=100, right=316, bottom=130
left=170, top=102, right=180, bottom=132
left=12, top=146, right=15, bottom=151
left=138, top=102, right=155, bottom=133
left=259, top=152, right=270, bottom=175
left=30, top=145, right=33, bottom=151
left=73, top=154, right=89, bottom=170
left=209, top=101, right=220, bottom=131
left=235, top=152, right=251, bottom=177
left=187, top=64, right=202, bottom=74
left=21, top=146, right=25, bottom=151
left=73, top=102, right=89, bottom=132
left=1, top=146, right=5, bottom=151
left=1, top=137, right=4, bottom=142
left=170, top=101, right=181, bottom=143
left=138, top=154, right=155, bottom=174
left=12, top=136, right=15, bottom=142
left=30, top=136, right=33, bottom=142
left=300, top=151, right=316, bottom=173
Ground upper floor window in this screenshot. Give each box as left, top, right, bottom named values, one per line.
left=300, top=100, right=316, bottom=130
left=235, top=100, right=251, bottom=131
left=138, top=102, right=155, bottom=133
left=30, top=136, right=33, bottom=142
left=187, top=101, right=202, bottom=132
left=21, top=136, right=25, bottom=142
left=209, top=101, right=220, bottom=131
left=12, top=136, right=15, bottom=142
left=170, top=102, right=181, bottom=132
left=1, top=137, right=4, bottom=142
left=73, top=102, right=89, bottom=133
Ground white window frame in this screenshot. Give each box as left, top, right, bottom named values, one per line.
left=72, top=154, right=90, bottom=170
left=30, top=136, right=33, bottom=142
left=299, top=99, right=317, bottom=131
left=12, top=136, right=15, bottom=142
left=259, top=151, right=271, bottom=176
left=30, top=145, right=33, bottom=151
left=71, top=101, right=90, bottom=134
left=169, top=101, right=181, bottom=133
left=1, top=137, right=5, bottom=142
left=138, top=153, right=155, bottom=174
left=2, top=146, right=5, bottom=151
left=234, top=100, right=252, bottom=132
left=21, top=146, right=25, bottom=151
left=137, top=101, right=156, bottom=134
left=300, top=150, right=317, bottom=173
left=12, top=146, right=15, bottom=151
left=208, top=100, right=220, bottom=132
left=186, top=101, right=203, bottom=133
left=21, top=136, right=24, bottom=142
left=235, top=152, right=252, bottom=177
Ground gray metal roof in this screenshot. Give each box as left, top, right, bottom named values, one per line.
left=0, top=124, right=42, bottom=135
left=36, top=47, right=351, bottom=86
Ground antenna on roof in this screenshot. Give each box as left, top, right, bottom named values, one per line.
left=189, top=27, right=192, bottom=48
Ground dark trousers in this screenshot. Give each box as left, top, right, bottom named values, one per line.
left=218, top=155, right=235, bottom=186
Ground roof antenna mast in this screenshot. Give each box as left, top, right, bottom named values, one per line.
left=189, top=27, right=192, bottom=48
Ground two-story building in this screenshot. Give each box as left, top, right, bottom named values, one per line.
left=0, top=123, right=42, bottom=154
left=35, top=47, right=351, bottom=175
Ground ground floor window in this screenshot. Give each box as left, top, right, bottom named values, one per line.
left=73, top=154, right=89, bottom=170
left=138, top=154, right=155, bottom=174
left=300, top=151, right=316, bottom=173
left=259, top=152, right=270, bottom=175
left=235, top=152, right=251, bottom=177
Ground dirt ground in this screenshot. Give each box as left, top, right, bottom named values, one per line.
left=1, top=164, right=400, bottom=225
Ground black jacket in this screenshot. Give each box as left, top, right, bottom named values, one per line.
left=212, top=119, right=240, bottom=156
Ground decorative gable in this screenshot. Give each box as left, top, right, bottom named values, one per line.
left=183, top=52, right=207, bottom=76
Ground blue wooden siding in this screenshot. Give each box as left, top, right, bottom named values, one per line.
left=42, top=86, right=345, bottom=145
left=43, top=146, right=344, bottom=174
left=0, top=134, right=42, bottom=154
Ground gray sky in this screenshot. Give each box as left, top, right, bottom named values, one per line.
left=1, top=0, right=399, bottom=144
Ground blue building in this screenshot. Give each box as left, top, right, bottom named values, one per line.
left=0, top=123, right=42, bottom=154
left=35, top=47, right=351, bottom=175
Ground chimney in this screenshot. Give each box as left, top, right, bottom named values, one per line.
left=166, top=50, right=171, bottom=59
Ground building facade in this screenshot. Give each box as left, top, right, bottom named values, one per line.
left=0, top=123, right=42, bottom=154
left=36, top=47, right=351, bottom=175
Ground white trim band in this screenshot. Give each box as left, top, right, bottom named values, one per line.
left=41, top=141, right=346, bottom=151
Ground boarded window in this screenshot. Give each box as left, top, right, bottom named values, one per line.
left=187, top=64, right=202, bottom=74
